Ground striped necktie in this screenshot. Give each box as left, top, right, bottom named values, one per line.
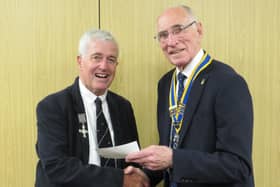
left=95, top=97, right=115, bottom=167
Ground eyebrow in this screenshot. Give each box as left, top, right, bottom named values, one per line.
left=90, top=52, right=102, bottom=57
left=170, top=24, right=183, bottom=28
left=159, top=24, right=184, bottom=33
left=107, top=56, right=117, bottom=60
left=90, top=53, right=117, bottom=59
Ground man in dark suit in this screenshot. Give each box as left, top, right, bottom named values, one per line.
left=126, top=5, right=254, bottom=187
left=35, top=29, right=149, bottom=187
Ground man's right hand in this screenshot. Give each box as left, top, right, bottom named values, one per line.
left=123, top=166, right=150, bottom=187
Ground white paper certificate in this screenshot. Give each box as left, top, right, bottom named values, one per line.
left=97, top=141, right=140, bottom=159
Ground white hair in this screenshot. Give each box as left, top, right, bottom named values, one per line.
left=179, top=5, right=197, bottom=21
left=78, top=29, right=118, bottom=57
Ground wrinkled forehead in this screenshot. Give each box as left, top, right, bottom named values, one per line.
left=87, top=39, right=119, bottom=57
left=157, top=7, right=191, bottom=32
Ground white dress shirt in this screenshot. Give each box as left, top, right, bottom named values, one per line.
left=79, top=79, right=115, bottom=166
left=176, top=48, right=204, bottom=88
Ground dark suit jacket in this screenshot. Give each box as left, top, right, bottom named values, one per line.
left=148, top=60, right=254, bottom=187
left=35, top=77, right=139, bottom=187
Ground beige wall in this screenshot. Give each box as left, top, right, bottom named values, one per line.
left=0, top=0, right=279, bottom=186
left=0, top=0, right=99, bottom=186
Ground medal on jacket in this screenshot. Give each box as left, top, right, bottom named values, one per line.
left=168, top=52, right=212, bottom=149
left=78, top=113, right=88, bottom=138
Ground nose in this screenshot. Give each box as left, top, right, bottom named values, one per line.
left=99, top=58, right=109, bottom=69
left=165, top=34, right=178, bottom=46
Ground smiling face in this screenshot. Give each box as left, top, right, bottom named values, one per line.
left=157, top=7, right=203, bottom=70
left=77, top=39, right=118, bottom=96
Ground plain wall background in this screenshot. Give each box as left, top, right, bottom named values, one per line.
left=0, top=0, right=279, bottom=186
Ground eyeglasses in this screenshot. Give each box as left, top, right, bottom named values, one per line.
left=154, top=21, right=196, bottom=42
left=90, top=54, right=118, bottom=65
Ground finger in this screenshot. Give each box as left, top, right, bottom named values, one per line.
left=126, top=150, right=151, bottom=161
left=131, top=156, right=154, bottom=166
left=128, top=147, right=158, bottom=161
left=143, top=162, right=163, bottom=170
left=124, top=166, right=134, bottom=174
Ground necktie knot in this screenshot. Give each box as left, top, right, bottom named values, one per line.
left=178, top=72, right=186, bottom=83
left=95, top=97, right=102, bottom=112
left=177, top=72, right=186, bottom=103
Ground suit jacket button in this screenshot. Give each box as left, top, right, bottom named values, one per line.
left=180, top=178, right=193, bottom=183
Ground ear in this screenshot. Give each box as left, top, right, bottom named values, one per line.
left=77, top=55, right=82, bottom=68
left=196, top=22, right=203, bottom=37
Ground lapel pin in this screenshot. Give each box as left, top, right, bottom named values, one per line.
left=200, top=78, right=206, bottom=85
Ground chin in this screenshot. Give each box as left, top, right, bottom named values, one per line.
left=170, top=60, right=187, bottom=67
left=172, top=56, right=192, bottom=66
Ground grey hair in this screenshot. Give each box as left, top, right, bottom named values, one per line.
left=179, top=5, right=197, bottom=21
left=78, top=29, right=119, bottom=57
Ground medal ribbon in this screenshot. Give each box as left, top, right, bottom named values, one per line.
left=169, top=53, right=212, bottom=134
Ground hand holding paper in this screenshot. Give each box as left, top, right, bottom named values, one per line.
left=125, top=145, right=173, bottom=170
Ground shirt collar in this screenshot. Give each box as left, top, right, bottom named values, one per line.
left=79, top=78, right=107, bottom=104
left=176, top=48, right=204, bottom=78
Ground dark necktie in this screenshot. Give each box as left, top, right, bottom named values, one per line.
left=177, top=72, right=186, bottom=103
left=95, top=97, right=115, bottom=167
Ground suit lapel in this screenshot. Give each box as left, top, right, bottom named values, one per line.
left=178, top=69, right=211, bottom=146
left=70, top=77, right=90, bottom=163
left=156, top=69, right=174, bottom=146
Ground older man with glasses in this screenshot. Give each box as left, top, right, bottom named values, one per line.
left=126, top=5, right=255, bottom=187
